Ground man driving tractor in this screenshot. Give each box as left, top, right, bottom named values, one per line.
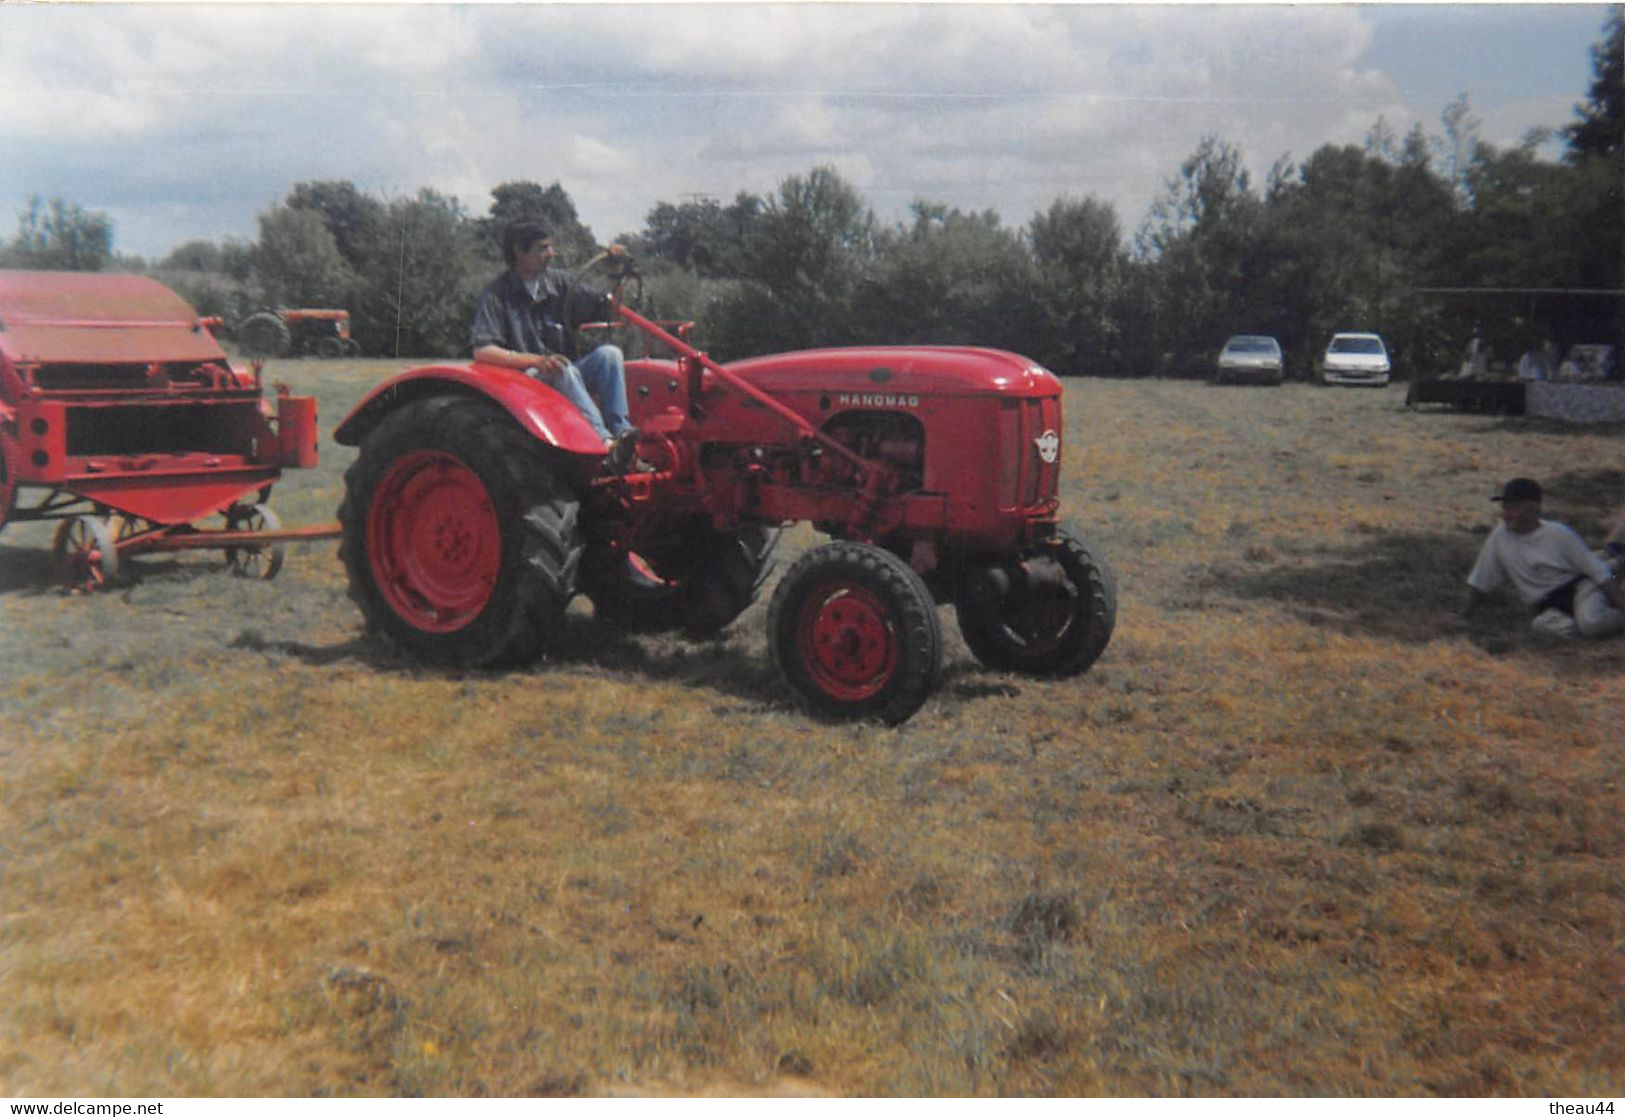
left=470, top=221, right=644, bottom=473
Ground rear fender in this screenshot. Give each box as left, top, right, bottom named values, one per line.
left=332, top=362, right=606, bottom=454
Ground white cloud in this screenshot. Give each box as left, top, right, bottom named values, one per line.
left=0, top=4, right=1608, bottom=258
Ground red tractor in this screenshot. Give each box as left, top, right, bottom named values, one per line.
left=333, top=293, right=1115, bottom=724
left=237, top=308, right=360, bottom=359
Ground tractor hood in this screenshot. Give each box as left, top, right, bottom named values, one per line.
left=0, top=269, right=226, bottom=365
left=724, top=346, right=1060, bottom=398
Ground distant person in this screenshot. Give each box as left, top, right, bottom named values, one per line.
left=471, top=220, right=643, bottom=472
left=1465, top=478, right=1625, bottom=639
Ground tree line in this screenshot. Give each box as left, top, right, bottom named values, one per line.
left=4, top=10, right=1619, bottom=376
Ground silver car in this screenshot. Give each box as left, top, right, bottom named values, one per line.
left=1214, top=335, right=1284, bottom=385
left=1318, top=332, right=1391, bottom=386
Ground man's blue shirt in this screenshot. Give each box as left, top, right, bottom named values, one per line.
left=470, top=267, right=570, bottom=357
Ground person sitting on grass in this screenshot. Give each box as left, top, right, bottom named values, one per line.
left=1465, top=477, right=1625, bottom=639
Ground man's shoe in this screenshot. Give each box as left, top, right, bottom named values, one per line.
left=605, top=427, right=641, bottom=474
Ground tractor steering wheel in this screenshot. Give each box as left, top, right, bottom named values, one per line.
left=561, top=248, right=639, bottom=359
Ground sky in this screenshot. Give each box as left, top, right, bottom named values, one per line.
left=0, top=2, right=1615, bottom=261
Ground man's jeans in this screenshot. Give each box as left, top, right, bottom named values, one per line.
left=1573, top=576, right=1625, bottom=638
left=533, top=344, right=631, bottom=444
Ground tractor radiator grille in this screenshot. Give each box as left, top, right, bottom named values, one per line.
left=997, top=396, right=1061, bottom=509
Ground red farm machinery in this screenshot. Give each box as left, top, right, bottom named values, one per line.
left=334, top=275, right=1118, bottom=724
left=236, top=307, right=360, bottom=359
left=0, top=269, right=337, bottom=591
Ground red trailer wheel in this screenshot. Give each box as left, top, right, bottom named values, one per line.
left=768, top=542, right=941, bottom=724
left=53, top=515, right=119, bottom=593
left=224, top=503, right=286, bottom=580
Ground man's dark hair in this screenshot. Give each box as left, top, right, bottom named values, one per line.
left=502, top=221, right=550, bottom=266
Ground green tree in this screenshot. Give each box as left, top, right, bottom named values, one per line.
left=1028, top=196, right=1126, bottom=375
left=154, top=238, right=256, bottom=322
left=1565, top=7, right=1623, bottom=324
left=285, top=180, right=387, bottom=270
left=1256, top=136, right=1456, bottom=377
left=1567, top=8, right=1623, bottom=160
left=708, top=166, right=877, bottom=356
left=352, top=189, right=483, bottom=357
left=474, top=181, right=598, bottom=266
left=1461, top=134, right=1581, bottom=290
left=160, top=239, right=226, bottom=272
left=851, top=202, right=1040, bottom=354
left=637, top=193, right=758, bottom=276
left=1, top=196, right=114, bottom=271
left=253, top=205, right=357, bottom=308
left=1136, top=138, right=1263, bottom=375
left=1432, top=93, right=1482, bottom=204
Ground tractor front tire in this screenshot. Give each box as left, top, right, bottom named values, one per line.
left=768, top=541, right=941, bottom=725
left=238, top=312, right=291, bottom=359
left=584, top=520, right=780, bottom=637
left=338, top=396, right=583, bottom=668
left=955, top=528, right=1116, bottom=677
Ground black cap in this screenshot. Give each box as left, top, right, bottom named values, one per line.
left=1491, top=477, right=1543, bottom=503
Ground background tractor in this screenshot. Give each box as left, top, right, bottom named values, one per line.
left=333, top=284, right=1116, bottom=724
left=236, top=307, right=360, bottom=359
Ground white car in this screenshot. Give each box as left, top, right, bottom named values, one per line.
left=1318, top=332, right=1391, bottom=386
left=1214, top=335, right=1284, bottom=385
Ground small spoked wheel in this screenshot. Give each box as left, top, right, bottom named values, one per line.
left=53, top=515, right=119, bottom=593
left=224, top=503, right=285, bottom=580
left=768, top=541, right=941, bottom=725
left=107, top=514, right=151, bottom=546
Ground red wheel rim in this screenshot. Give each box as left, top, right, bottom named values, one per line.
left=796, top=581, right=898, bottom=702
left=368, top=451, right=502, bottom=633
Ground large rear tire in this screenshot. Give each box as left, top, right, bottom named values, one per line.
left=768, top=541, right=941, bottom=725
left=338, top=396, right=583, bottom=668
left=583, top=519, right=779, bottom=637
left=238, top=312, right=292, bottom=359
left=955, top=529, right=1116, bottom=677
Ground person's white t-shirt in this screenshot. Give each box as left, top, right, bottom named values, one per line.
left=1467, top=520, right=1613, bottom=606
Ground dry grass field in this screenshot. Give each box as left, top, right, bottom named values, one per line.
left=1, top=360, right=1621, bottom=1097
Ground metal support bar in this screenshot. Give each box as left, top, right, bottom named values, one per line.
left=120, top=522, right=342, bottom=556
left=615, top=304, right=879, bottom=477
